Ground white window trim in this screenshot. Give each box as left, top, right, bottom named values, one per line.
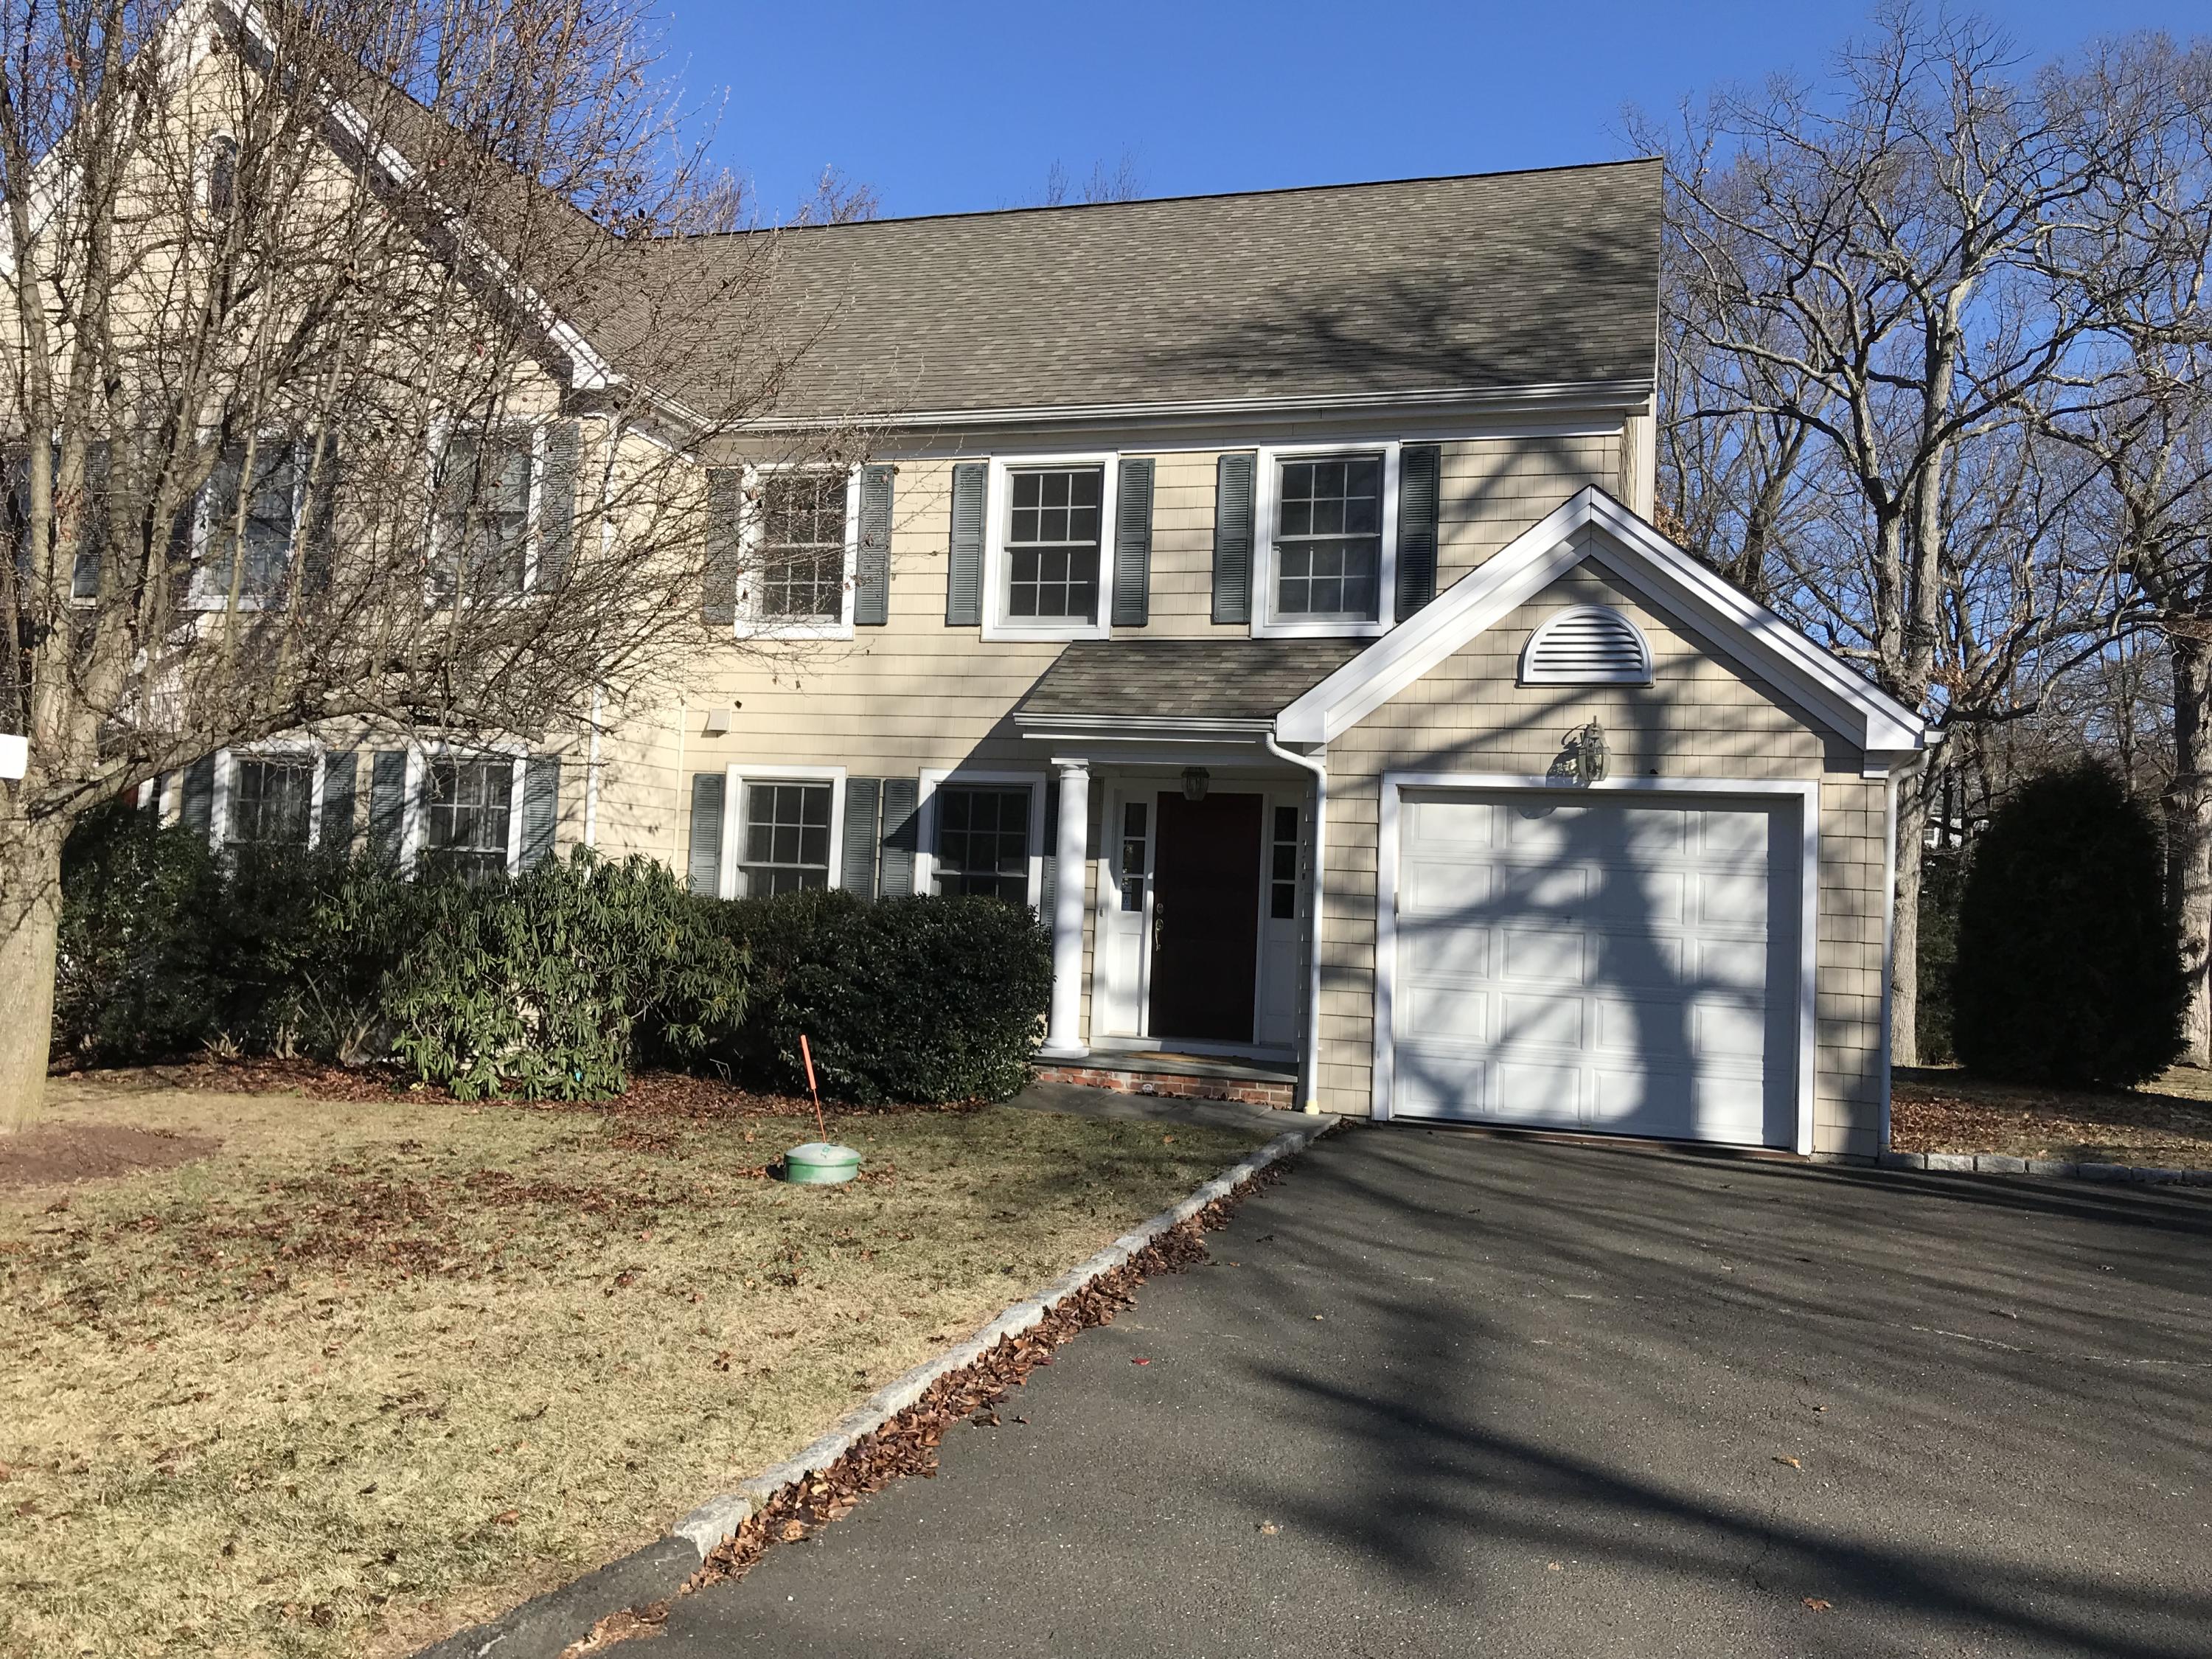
left=400, top=739, right=529, bottom=877
left=980, top=451, right=1120, bottom=644
left=208, top=739, right=325, bottom=852
left=423, top=418, right=557, bottom=607
left=187, top=435, right=310, bottom=613
left=734, top=464, right=860, bottom=641
left=914, top=768, right=1048, bottom=906
left=1251, top=439, right=1399, bottom=641
left=719, top=762, right=849, bottom=900
left=1369, top=771, right=1820, bottom=1156
left=1518, top=604, right=1654, bottom=686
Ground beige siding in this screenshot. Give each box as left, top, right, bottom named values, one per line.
left=1316, top=555, right=1889, bottom=1157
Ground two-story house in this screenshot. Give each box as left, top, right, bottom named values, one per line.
left=167, top=159, right=1924, bottom=1157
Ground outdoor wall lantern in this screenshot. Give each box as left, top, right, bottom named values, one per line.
left=1572, top=719, right=1610, bottom=787
left=1181, top=766, right=1211, bottom=802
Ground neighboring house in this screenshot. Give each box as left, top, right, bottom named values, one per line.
left=159, top=159, right=1927, bottom=1157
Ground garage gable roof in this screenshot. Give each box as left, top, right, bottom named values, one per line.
left=1273, top=487, right=1927, bottom=764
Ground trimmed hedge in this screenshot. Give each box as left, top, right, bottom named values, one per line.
left=53, top=803, right=1048, bottom=1105
left=1952, top=762, right=2186, bottom=1087
left=709, top=887, right=1051, bottom=1105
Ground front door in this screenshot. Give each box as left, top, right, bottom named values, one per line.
left=1148, top=790, right=1263, bottom=1043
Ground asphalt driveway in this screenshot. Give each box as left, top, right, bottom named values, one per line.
left=656, top=1121, right=2212, bottom=1658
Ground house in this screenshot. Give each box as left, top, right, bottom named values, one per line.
left=159, top=156, right=1925, bottom=1157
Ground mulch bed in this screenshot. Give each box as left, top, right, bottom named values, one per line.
left=1891, top=1067, right=2212, bottom=1169
left=554, top=1161, right=1288, bottom=1657
left=0, top=1122, right=220, bottom=1191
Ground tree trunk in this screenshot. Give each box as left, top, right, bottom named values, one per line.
left=2165, top=634, right=2212, bottom=1068
left=0, top=815, right=66, bottom=1134
left=1891, top=770, right=1933, bottom=1071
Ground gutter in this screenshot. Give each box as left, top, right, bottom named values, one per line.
left=1264, top=733, right=1329, bottom=1116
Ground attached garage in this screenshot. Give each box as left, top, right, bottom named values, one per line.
left=1375, top=779, right=1816, bottom=1151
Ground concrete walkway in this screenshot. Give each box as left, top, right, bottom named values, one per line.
left=652, top=1119, right=2212, bottom=1658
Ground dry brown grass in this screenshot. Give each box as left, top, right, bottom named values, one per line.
left=0, top=1077, right=1267, bottom=1659
left=1891, top=1065, right=2212, bottom=1169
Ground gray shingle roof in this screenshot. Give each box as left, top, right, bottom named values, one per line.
left=1014, top=639, right=1368, bottom=725
left=619, top=161, right=1660, bottom=423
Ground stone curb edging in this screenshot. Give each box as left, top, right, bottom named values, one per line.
left=1879, top=1150, right=2212, bottom=1186
left=669, top=1112, right=1338, bottom=1556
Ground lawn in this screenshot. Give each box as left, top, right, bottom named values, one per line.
left=0, top=1070, right=1269, bottom=1659
left=1891, top=1064, right=2212, bottom=1169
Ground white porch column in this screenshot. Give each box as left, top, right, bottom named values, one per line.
left=1040, top=759, right=1091, bottom=1060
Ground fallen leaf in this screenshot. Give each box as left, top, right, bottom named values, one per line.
left=1803, top=1597, right=1833, bottom=1611
left=1162, top=1135, right=1176, bottom=1144
left=1774, top=1456, right=1802, bottom=1469
left=1547, top=1561, right=1562, bottom=1572
left=1812, top=1405, right=1827, bottom=1413
left=493, top=1509, right=520, bottom=1525
left=1131, top=1357, right=1152, bottom=1366
left=1258, top=1521, right=1279, bottom=1535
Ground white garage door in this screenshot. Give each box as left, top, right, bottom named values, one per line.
left=1391, top=790, right=1795, bottom=1147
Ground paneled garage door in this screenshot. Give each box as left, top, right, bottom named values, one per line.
left=1391, top=790, right=1796, bottom=1147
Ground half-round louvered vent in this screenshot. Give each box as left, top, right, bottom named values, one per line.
left=1518, top=605, right=1652, bottom=685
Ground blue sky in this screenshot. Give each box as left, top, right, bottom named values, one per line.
left=651, top=1, right=2210, bottom=221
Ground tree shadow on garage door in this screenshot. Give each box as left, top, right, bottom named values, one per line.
left=1226, top=1132, right=2212, bottom=1657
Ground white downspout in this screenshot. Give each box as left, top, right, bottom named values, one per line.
left=1265, top=732, right=1327, bottom=1115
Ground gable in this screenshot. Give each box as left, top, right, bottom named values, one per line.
left=1274, top=487, right=1925, bottom=770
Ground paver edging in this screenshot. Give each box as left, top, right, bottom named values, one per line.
left=1877, top=1149, right=2212, bottom=1186
left=669, top=1111, right=1338, bottom=1555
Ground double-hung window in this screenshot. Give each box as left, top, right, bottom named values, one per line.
left=422, top=757, right=514, bottom=883
left=755, top=473, right=847, bottom=623
left=228, top=757, right=314, bottom=848
left=435, top=431, right=533, bottom=598
left=1006, top=465, right=1102, bottom=625
left=194, top=443, right=299, bottom=608
left=1274, top=454, right=1383, bottom=623
left=933, top=785, right=1032, bottom=904
left=739, top=780, right=833, bottom=894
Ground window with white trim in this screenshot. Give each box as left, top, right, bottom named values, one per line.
left=1006, top=466, right=1102, bottom=622
left=422, top=757, right=514, bottom=883
left=204, top=133, right=239, bottom=221
left=192, top=442, right=299, bottom=607
left=756, top=473, right=847, bottom=622
left=934, top=785, right=1032, bottom=904
left=434, top=431, right=534, bottom=598
left=229, top=757, right=314, bottom=847
left=740, top=780, right=833, bottom=894
left=1274, top=454, right=1382, bottom=622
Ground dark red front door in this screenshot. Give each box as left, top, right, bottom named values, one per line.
left=1148, top=790, right=1263, bottom=1044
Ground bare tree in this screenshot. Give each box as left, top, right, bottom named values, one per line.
left=0, top=0, right=863, bottom=1129
left=1037, top=153, right=1142, bottom=207
left=1633, top=5, right=2181, bottom=1063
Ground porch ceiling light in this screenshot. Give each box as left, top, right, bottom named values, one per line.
left=1573, top=719, right=1610, bottom=787
left=1181, top=766, right=1211, bottom=803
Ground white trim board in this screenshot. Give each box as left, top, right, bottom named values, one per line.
left=1276, top=486, right=1926, bottom=759
left=1369, top=771, right=1820, bottom=1157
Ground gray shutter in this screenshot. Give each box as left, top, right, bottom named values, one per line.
left=878, top=776, right=919, bottom=897
left=320, top=751, right=358, bottom=850
left=1395, top=442, right=1441, bottom=620
left=855, top=464, right=893, bottom=627
left=702, top=468, right=741, bottom=627
left=841, top=776, right=881, bottom=898
left=1038, top=776, right=1060, bottom=917
left=1211, top=451, right=1256, bottom=625
left=945, top=461, right=986, bottom=627
left=687, top=772, right=726, bottom=895
left=180, top=756, right=216, bottom=839
left=368, top=750, right=407, bottom=860
left=520, top=756, right=560, bottom=869
left=143, top=771, right=169, bottom=821
left=1110, top=457, right=1155, bottom=627
left=535, top=420, right=580, bottom=590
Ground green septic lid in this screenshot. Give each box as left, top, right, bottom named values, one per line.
left=783, top=1141, right=861, bottom=1184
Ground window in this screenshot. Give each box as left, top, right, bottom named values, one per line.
left=422, top=758, right=513, bottom=883
left=740, top=781, right=833, bottom=894
left=756, top=473, right=847, bottom=621
left=935, top=785, right=1031, bottom=903
left=1269, top=804, right=1300, bottom=920
left=1006, top=467, right=1102, bottom=622
left=229, top=758, right=314, bottom=847
left=206, top=134, right=238, bottom=220
left=436, top=432, right=533, bottom=597
left=1275, top=454, right=1382, bottom=621
left=1119, top=801, right=1149, bottom=912
left=195, top=444, right=297, bottom=605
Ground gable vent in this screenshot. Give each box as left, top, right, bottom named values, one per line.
left=1519, top=605, right=1652, bottom=686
